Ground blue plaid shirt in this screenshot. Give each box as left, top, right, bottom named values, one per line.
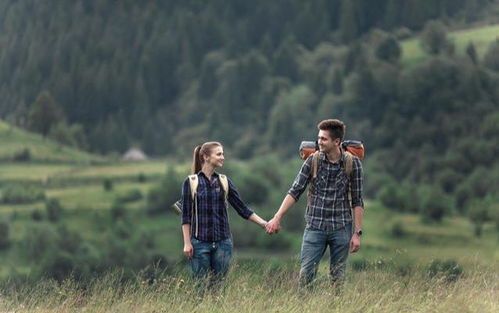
left=181, top=172, right=254, bottom=242
left=288, top=151, right=364, bottom=231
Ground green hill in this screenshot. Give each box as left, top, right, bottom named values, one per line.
left=401, top=23, right=499, bottom=66
left=0, top=120, right=104, bottom=163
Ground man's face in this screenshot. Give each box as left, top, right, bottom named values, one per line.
left=317, top=130, right=340, bottom=154
left=204, top=146, right=225, bottom=168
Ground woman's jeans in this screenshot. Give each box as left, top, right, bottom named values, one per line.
left=190, top=237, right=233, bottom=291
left=299, top=224, right=352, bottom=287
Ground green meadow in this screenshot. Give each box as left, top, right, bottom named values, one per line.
left=0, top=121, right=497, bottom=312
left=401, top=23, right=499, bottom=66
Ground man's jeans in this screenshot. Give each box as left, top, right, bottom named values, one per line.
left=190, top=237, right=232, bottom=290
left=299, top=224, right=352, bottom=287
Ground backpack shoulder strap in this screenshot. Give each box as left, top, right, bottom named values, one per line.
left=307, top=151, right=321, bottom=210
left=188, top=174, right=199, bottom=200
left=344, top=151, right=354, bottom=179
left=187, top=174, right=200, bottom=237
left=343, top=151, right=354, bottom=207
left=218, top=174, right=229, bottom=203
left=310, top=151, right=321, bottom=180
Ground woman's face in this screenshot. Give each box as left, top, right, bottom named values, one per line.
left=204, top=145, right=224, bottom=168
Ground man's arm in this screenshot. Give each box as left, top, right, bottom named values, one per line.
left=350, top=205, right=363, bottom=253
left=349, top=157, right=364, bottom=253
left=266, top=155, right=313, bottom=235
left=266, top=194, right=296, bottom=234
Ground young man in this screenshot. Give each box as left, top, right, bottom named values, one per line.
left=266, top=119, right=364, bottom=286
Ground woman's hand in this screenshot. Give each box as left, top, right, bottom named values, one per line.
left=183, top=242, right=193, bottom=259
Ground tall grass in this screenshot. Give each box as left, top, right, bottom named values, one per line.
left=1, top=262, right=497, bottom=313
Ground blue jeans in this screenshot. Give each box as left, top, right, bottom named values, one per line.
left=190, top=237, right=233, bottom=289
left=299, top=224, right=352, bottom=286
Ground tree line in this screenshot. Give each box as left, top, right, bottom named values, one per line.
left=0, top=0, right=498, bottom=225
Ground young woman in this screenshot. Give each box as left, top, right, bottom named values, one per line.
left=181, top=142, right=267, bottom=288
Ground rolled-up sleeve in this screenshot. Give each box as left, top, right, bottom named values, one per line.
left=181, top=178, right=192, bottom=225
left=227, top=178, right=254, bottom=219
left=351, top=157, right=364, bottom=208
left=287, top=155, right=312, bottom=201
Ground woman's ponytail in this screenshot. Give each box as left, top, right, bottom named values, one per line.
left=192, top=146, right=202, bottom=174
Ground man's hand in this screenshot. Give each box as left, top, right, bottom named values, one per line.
left=266, top=216, right=281, bottom=235
left=183, top=242, right=193, bottom=259
left=349, top=233, right=360, bottom=253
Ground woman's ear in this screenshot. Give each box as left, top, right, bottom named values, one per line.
left=202, top=153, right=209, bottom=162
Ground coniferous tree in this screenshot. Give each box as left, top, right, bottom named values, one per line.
left=27, top=91, right=65, bottom=137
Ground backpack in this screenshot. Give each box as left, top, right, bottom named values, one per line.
left=171, top=174, right=229, bottom=215
left=187, top=174, right=229, bottom=238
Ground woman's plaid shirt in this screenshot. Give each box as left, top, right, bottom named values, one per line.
left=288, top=151, right=364, bottom=231
left=181, top=172, right=254, bottom=242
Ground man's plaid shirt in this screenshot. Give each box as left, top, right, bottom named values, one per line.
left=288, top=151, right=364, bottom=231
left=181, top=172, right=254, bottom=242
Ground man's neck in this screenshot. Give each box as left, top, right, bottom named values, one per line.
left=326, top=148, right=342, bottom=163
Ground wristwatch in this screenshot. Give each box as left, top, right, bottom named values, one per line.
left=355, top=229, right=363, bottom=236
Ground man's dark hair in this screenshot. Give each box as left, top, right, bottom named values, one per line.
left=317, top=119, right=346, bottom=141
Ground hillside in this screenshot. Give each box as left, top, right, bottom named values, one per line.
left=0, top=120, right=104, bottom=164
left=0, top=0, right=496, bottom=156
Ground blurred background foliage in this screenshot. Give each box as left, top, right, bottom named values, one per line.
left=0, top=0, right=498, bottom=284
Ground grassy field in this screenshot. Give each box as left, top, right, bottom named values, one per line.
left=0, top=263, right=497, bottom=313
left=0, top=122, right=498, bottom=312
left=0, top=160, right=179, bottom=187
left=401, top=23, right=499, bottom=66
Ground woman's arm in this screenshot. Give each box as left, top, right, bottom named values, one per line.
left=182, top=224, right=193, bottom=259
left=248, top=213, right=267, bottom=229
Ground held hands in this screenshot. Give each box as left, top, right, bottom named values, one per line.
left=265, top=216, right=281, bottom=235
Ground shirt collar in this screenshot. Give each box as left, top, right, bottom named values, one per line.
left=197, top=171, right=220, bottom=180
left=320, top=150, right=345, bottom=165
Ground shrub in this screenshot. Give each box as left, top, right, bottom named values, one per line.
left=427, top=259, right=463, bottom=282
left=236, top=173, right=269, bottom=206
left=39, top=250, right=75, bottom=281
left=146, top=166, right=181, bottom=215
left=1, top=184, right=45, bottom=204
left=0, top=220, right=10, bottom=250
left=45, top=198, right=63, bottom=222
left=12, top=148, right=31, bottom=162
left=468, top=197, right=494, bottom=237
left=21, top=224, right=58, bottom=259
left=111, top=202, right=126, bottom=220
left=390, top=222, right=407, bottom=238
left=419, top=185, right=453, bottom=222
left=31, top=209, right=43, bottom=221
left=377, top=181, right=407, bottom=212
left=103, top=178, right=113, bottom=191
left=137, top=172, right=147, bottom=183
left=351, top=258, right=369, bottom=271
left=116, top=189, right=143, bottom=203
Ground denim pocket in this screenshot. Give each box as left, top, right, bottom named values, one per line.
left=219, top=238, right=233, bottom=248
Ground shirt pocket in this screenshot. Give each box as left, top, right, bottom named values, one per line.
left=196, top=187, right=208, bottom=200
left=335, top=171, right=349, bottom=199
left=313, top=175, right=327, bottom=192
